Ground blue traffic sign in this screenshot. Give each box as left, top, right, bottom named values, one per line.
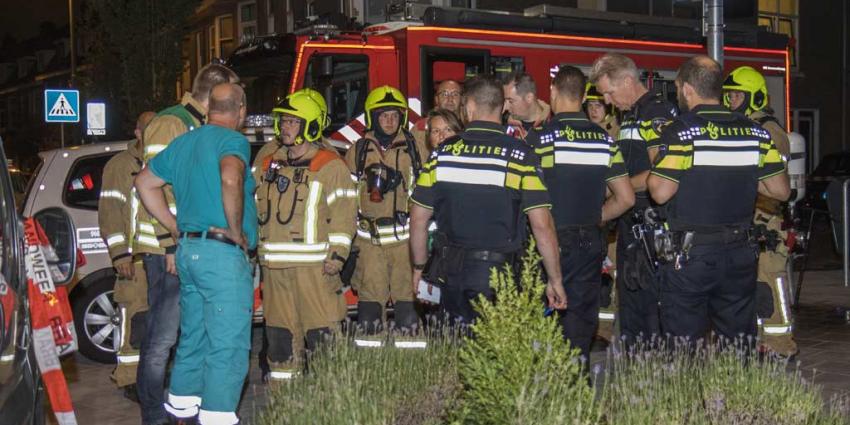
left=44, top=89, right=80, bottom=123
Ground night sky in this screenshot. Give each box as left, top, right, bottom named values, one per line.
left=1, top=0, right=69, bottom=41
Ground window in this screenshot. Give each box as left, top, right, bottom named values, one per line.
left=305, top=54, right=369, bottom=136
left=759, top=0, right=798, bottom=68
left=207, top=15, right=235, bottom=62
left=63, top=154, right=115, bottom=210
left=267, top=0, right=275, bottom=34
left=195, top=31, right=204, bottom=70
left=239, top=1, right=258, bottom=41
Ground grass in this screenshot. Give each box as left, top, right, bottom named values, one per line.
left=256, top=244, right=849, bottom=425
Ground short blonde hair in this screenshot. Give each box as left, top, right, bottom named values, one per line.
left=588, top=53, right=640, bottom=85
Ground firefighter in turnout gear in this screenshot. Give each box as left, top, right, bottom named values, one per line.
left=590, top=53, right=678, bottom=349
left=98, top=111, right=154, bottom=397
left=255, top=91, right=356, bottom=381
left=585, top=82, right=621, bottom=343
left=724, top=65, right=796, bottom=356
left=585, top=83, right=620, bottom=139
left=134, top=64, right=239, bottom=425
left=648, top=56, right=790, bottom=346
left=344, top=85, right=428, bottom=344
left=527, top=67, right=634, bottom=361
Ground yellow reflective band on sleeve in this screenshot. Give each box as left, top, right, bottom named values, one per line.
left=100, top=190, right=127, bottom=203
left=761, top=149, right=783, bottom=166
left=106, top=233, right=127, bottom=247
left=639, top=120, right=661, bottom=142
left=507, top=162, right=535, bottom=173
left=144, top=144, right=166, bottom=159
left=521, top=174, right=547, bottom=191
left=540, top=155, right=554, bottom=168
left=656, top=154, right=692, bottom=171
left=328, top=233, right=352, bottom=248
left=668, top=145, right=693, bottom=152
left=326, top=188, right=357, bottom=205
left=304, top=181, right=322, bottom=244
left=610, top=150, right=625, bottom=166
left=534, top=146, right=554, bottom=155
left=138, top=222, right=156, bottom=234
left=416, top=169, right=437, bottom=188
left=505, top=172, right=521, bottom=189
left=264, top=253, right=329, bottom=263
left=136, top=235, right=161, bottom=248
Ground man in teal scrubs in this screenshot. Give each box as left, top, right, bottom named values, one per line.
left=135, top=82, right=257, bottom=425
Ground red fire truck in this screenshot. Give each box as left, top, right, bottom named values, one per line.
left=228, top=4, right=793, bottom=311
left=229, top=4, right=791, bottom=147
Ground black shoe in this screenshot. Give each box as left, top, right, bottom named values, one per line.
left=122, top=384, right=139, bottom=403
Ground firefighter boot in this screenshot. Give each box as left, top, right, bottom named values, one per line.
left=355, top=301, right=386, bottom=347
left=266, top=327, right=302, bottom=382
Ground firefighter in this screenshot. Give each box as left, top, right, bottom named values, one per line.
left=98, top=111, right=154, bottom=401
left=585, top=82, right=620, bottom=343
left=409, top=75, right=567, bottom=325
left=527, top=66, right=634, bottom=361
left=136, top=82, right=257, bottom=425
left=585, top=83, right=620, bottom=139
left=135, top=63, right=238, bottom=425
left=344, top=85, right=428, bottom=345
left=648, top=55, right=789, bottom=347
left=589, top=53, right=678, bottom=349
left=724, top=65, right=796, bottom=356
left=503, top=72, right=552, bottom=140
left=255, top=91, right=356, bottom=381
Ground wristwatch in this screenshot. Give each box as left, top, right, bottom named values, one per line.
left=412, top=262, right=427, bottom=271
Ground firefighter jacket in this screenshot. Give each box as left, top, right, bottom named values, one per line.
left=134, top=93, right=206, bottom=255
left=98, top=139, right=144, bottom=267
left=751, top=110, right=790, bottom=215
left=344, top=130, right=427, bottom=246
left=255, top=144, right=358, bottom=268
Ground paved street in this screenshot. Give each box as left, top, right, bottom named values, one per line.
left=49, top=265, right=850, bottom=425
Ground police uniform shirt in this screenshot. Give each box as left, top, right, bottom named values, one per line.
left=410, top=121, right=551, bottom=252
left=618, top=89, right=678, bottom=194
left=651, top=105, right=785, bottom=230
left=528, top=112, right=628, bottom=228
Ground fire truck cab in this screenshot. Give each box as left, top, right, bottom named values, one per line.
left=228, top=4, right=791, bottom=148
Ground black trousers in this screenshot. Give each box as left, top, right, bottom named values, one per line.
left=442, top=258, right=509, bottom=325
left=557, top=226, right=605, bottom=361
left=659, top=240, right=758, bottom=346
left=616, top=214, right=661, bottom=348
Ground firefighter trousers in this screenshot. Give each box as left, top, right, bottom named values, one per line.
left=351, top=240, right=415, bottom=330
left=557, top=227, right=604, bottom=361
left=262, top=265, right=346, bottom=381
left=165, top=237, right=253, bottom=424
left=659, top=240, right=758, bottom=347
left=755, top=211, right=796, bottom=356
left=112, top=260, right=147, bottom=387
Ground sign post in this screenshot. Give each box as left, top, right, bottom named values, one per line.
left=44, top=89, right=80, bottom=148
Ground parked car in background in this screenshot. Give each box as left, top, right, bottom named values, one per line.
left=0, top=136, right=78, bottom=425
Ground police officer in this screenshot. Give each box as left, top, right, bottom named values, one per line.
left=503, top=72, right=552, bottom=140
left=134, top=64, right=238, bottom=425
left=98, top=111, right=154, bottom=400
left=589, top=53, right=678, bottom=348
left=409, top=75, right=567, bottom=325
left=724, top=66, right=796, bottom=356
left=344, top=86, right=427, bottom=344
left=527, top=66, right=634, bottom=361
left=648, top=55, right=790, bottom=346
left=253, top=91, right=356, bottom=381
left=585, top=83, right=620, bottom=139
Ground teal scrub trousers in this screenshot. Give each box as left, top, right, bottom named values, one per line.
left=164, top=235, right=253, bottom=425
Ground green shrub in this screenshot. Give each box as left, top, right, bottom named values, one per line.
left=453, top=244, right=601, bottom=425
left=255, top=329, right=461, bottom=425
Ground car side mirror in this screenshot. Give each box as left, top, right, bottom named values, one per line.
left=33, top=207, right=77, bottom=284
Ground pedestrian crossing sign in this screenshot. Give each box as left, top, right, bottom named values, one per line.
left=44, top=89, right=80, bottom=123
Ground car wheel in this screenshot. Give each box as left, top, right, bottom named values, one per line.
left=72, top=276, right=119, bottom=364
